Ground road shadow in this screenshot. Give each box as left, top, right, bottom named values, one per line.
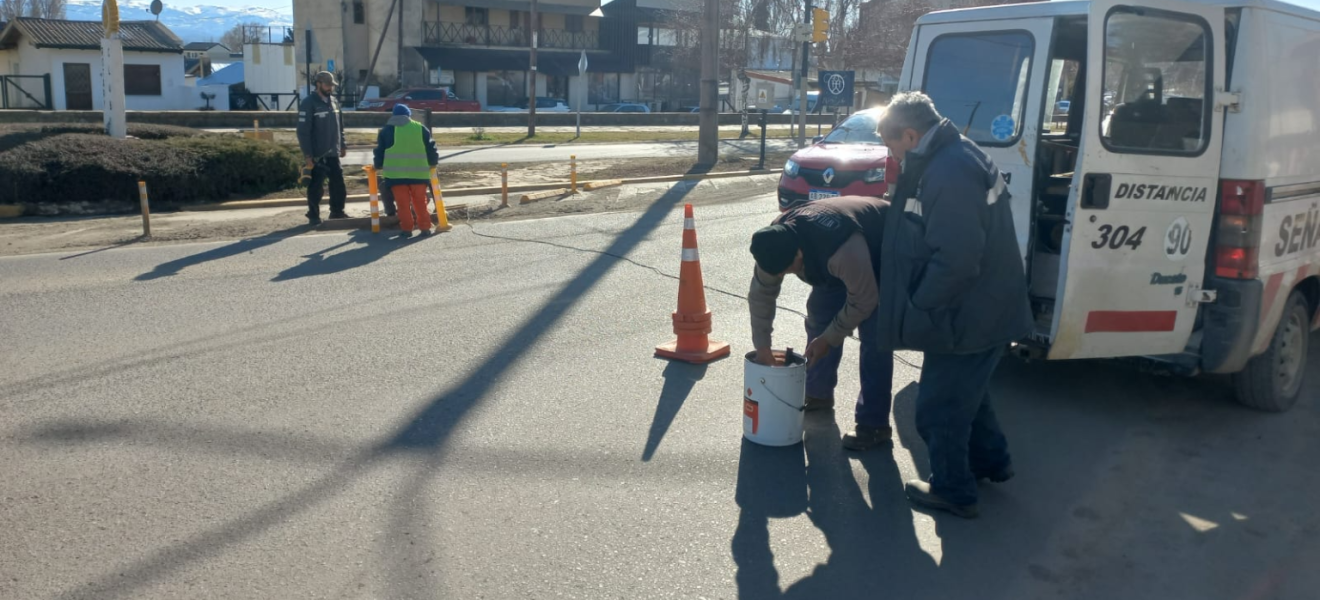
left=49, top=175, right=710, bottom=600
left=134, top=226, right=308, bottom=281
left=642, top=362, right=709, bottom=461
left=732, top=413, right=938, bottom=598
left=271, top=229, right=414, bottom=282
left=59, top=236, right=146, bottom=260
left=892, top=382, right=928, bottom=480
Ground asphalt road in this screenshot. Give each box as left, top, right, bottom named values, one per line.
left=2, top=189, right=1318, bottom=599
left=344, top=138, right=803, bottom=166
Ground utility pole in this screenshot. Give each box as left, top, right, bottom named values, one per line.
left=798, top=1, right=812, bottom=148
left=528, top=0, right=539, bottom=137
left=697, top=0, right=719, bottom=165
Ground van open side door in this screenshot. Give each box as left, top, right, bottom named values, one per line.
left=904, top=16, right=1055, bottom=255
left=1048, top=0, right=1227, bottom=360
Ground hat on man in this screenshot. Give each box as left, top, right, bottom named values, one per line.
left=393, top=104, right=412, bottom=116
left=314, top=71, right=338, bottom=86
left=750, top=224, right=799, bottom=275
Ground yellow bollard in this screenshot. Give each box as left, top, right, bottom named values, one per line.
left=364, top=166, right=380, bottom=234
left=430, top=167, right=452, bottom=232
left=501, top=163, right=509, bottom=208
left=570, top=154, right=577, bottom=195
left=253, top=119, right=259, bottom=134
left=137, top=180, right=151, bottom=238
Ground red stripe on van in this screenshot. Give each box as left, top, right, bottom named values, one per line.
left=1085, top=311, right=1178, bottom=333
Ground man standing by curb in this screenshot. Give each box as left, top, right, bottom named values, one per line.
left=874, top=92, right=1032, bottom=519
left=373, top=104, right=440, bottom=237
left=297, top=71, right=348, bottom=226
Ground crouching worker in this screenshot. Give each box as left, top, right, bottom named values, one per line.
left=373, top=104, right=440, bottom=237
left=748, top=195, right=896, bottom=450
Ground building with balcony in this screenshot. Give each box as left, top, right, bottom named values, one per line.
left=292, top=0, right=709, bottom=110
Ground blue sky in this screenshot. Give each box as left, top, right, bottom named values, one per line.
left=205, top=0, right=292, bottom=12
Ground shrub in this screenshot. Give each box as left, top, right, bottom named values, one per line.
left=0, top=123, right=203, bottom=153
left=0, top=133, right=300, bottom=207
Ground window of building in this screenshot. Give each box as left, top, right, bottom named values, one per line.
left=588, top=72, right=619, bottom=104
left=465, top=7, right=489, bottom=26
left=637, top=26, right=651, bottom=45
left=566, top=15, right=584, bottom=33
left=124, top=64, right=162, bottom=96
left=353, top=1, right=365, bottom=24
left=511, top=11, right=520, bottom=29
left=486, top=70, right=526, bottom=107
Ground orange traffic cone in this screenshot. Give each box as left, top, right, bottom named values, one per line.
left=655, top=203, right=731, bottom=364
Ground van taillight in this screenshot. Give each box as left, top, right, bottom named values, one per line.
left=1215, top=180, right=1264, bottom=279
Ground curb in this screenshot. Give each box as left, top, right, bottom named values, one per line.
left=519, top=188, right=570, bottom=204
left=181, top=169, right=782, bottom=213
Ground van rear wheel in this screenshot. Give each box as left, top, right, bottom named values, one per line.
left=1233, top=291, right=1310, bottom=412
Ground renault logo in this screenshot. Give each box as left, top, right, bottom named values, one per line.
left=822, top=167, right=835, bottom=186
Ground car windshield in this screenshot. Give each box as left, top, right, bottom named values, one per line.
left=388, top=90, right=409, bottom=99
left=820, top=113, right=883, bottom=145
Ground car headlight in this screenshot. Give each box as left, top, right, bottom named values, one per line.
left=784, top=159, right=800, bottom=177
left=863, top=166, right=886, bottom=183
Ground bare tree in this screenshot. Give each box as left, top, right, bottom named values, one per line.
left=0, top=0, right=26, bottom=20
left=2, top=0, right=66, bottom=19
left=220, top=22, right=269, bottom=51
left=27, top=0, right=65, bottom=18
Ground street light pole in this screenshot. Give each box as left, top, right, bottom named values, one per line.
left=798, top=0, right=812, bottom=148
left=528, top=0, right=539, bottom=137
left=696, top=0, right=719, bottom=165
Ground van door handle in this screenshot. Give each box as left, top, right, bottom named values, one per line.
left=1082, top=173, right=1112, bottom=210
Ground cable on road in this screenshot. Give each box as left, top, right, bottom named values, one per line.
left=458, top=222, right=924, bottom=371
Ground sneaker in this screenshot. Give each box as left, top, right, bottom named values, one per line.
left=398, top=230, right=412, bottom=239
left=306, top=214, right=322, bottom=226
left=328, top=211, right=350, bottom=219
left=905, top=480, right=979, bottom=519
left=842, top=424, right=892, bottom=451
left=804, top=395, right=835, bottom=411
left=418, top=227, right=434, bottom=236
left=976, top=465, right=1015, bottom=484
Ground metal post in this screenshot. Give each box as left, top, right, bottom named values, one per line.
left=756, top=109, right=767, bottom=170
left=137, top=180, right=151, bottom=238
left=528, top=0, right=538, bottom=137
left=430, top=167, right=452, bottom=232
left=365, top=167, right=381, bottom=233
left=501, top=163, right=509, bottom=207
left=697, top=0, right=719, bottom=165
left=571, top=155, right=577, bottom=194
left=798, top=0, right=812, bottom=148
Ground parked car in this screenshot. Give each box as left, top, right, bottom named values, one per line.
left=777, top=108, right=898, bottom=211
left=357, top=87, right=481, bottom=112
left=1056, top=99, right=1071, bottom=115
left=600, top=103, right=651, bottom=113
left=487, top=97, right=571, bottom=113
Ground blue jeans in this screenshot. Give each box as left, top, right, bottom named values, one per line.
left=804, top=285, right=894, bottom=429
left=915, top=346, right=1012, bottom=506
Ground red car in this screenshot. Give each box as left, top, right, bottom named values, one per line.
left=357, top=87, right=481, bottom=112
left=778, top=108, right=898, bottom=211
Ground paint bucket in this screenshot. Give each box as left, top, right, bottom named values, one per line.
left=742, top=349, right=806, bottom=446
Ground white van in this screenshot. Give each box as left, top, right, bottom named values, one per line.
left=900, top=0, right=1320, bottom=410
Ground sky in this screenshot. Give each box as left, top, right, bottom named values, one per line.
left=203, top=0, right=292, bottom=12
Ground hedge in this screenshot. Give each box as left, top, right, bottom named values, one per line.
left=0, top=132, right=301, bottom=207
left=0, top=123, right=202, bottom=153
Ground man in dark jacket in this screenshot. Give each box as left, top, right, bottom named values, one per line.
left=296, top=71, right=348, bottom=225
left=748, top=196, right=896, bottom=449
left=874, top=92, right=1033, bottom=518
left=373, top=104, right=441, bottom=237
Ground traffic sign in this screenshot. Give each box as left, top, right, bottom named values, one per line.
left=818, top=71, right=854, bottom=107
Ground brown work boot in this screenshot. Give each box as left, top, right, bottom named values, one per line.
left=905, top=480, right=979, bottom=519
left=842, top=424, right=892, bottom=451
left=804, top=395, right=835, bottom=411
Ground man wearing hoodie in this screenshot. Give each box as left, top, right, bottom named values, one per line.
left=874, top=92, right=1033, bottom=519
left=373, top=104, right=441, bottom=237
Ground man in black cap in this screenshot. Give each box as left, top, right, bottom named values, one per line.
left=748, top=195, right=895, bottom=450
left=296, top=71, right=348, bottom=225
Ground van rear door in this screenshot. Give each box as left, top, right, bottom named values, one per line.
left=904, top=17, right=1054, bottom=256
left=1048, top=0, right=1226, bottom=360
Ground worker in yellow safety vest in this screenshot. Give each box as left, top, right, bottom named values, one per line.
left=373, top=104, right=441, bottom=237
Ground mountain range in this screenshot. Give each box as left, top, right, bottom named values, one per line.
left=65, top=0, right=294, bottom=44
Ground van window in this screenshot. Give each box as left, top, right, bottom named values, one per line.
left=1101, top=8, right=1211, bottom=155
left=923, top=31, right=1034, bottom=146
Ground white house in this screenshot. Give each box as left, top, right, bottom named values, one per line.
left=0, top=18, right=216, bottom=111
